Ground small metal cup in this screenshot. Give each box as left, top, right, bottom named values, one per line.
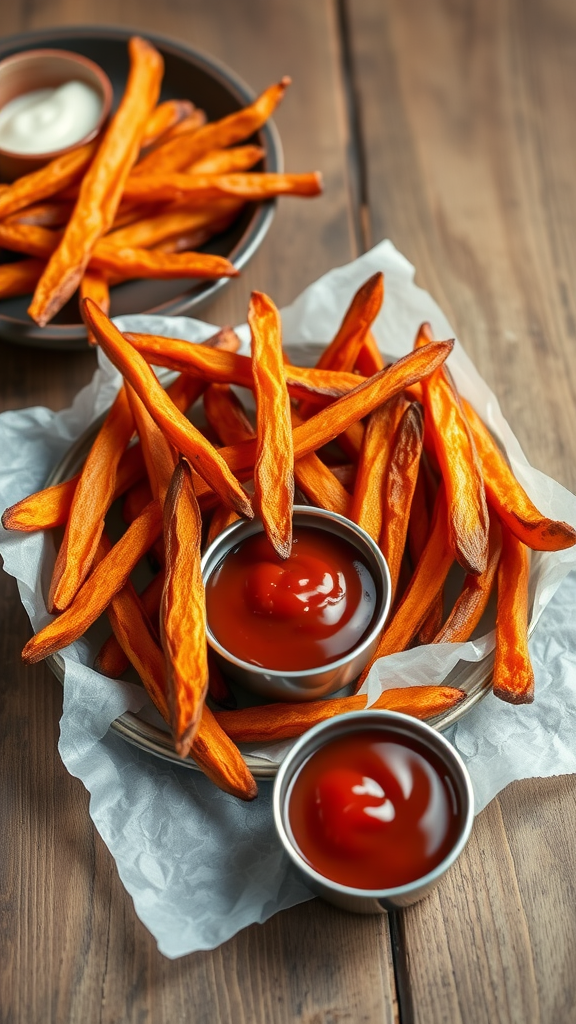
left=201, top=506, right=392, bottom=702
left=273, top=710, right=474, bottom=914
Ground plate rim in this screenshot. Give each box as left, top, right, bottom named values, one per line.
left=0, top=24, right=283, bottom=350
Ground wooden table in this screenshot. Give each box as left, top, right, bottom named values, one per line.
left=2, top=1, right=576, bottom=1021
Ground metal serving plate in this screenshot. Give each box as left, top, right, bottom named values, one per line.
left=42, top=403, right=530, bottom=778
left=0, top=26, right=282, bottom=350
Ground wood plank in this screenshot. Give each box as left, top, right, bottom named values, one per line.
left=347, top=0, right=576, bottom=1020
left=0, top=3, right=399, bottom=1023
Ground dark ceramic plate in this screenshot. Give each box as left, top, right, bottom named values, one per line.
left=0, top=26, right=282, bottom=350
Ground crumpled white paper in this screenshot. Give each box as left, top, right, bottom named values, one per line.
left=2, top=239, right=576, bottom=958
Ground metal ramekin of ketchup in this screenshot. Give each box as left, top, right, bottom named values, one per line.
left=201, top=506, right=392, bottom=702
left=273, top=711, right=474, bottom=913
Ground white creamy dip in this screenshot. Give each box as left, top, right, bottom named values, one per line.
left=0, top=80, right=102, bottom=154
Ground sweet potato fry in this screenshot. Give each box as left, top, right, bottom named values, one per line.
left=203, top=383, right=254, bottom=444
left=121, top=171, right=322, bottom=205
left=433, top=516, right=502, bottom=644
left=29, top=37, right=164, bottom=326
left=126, top=383, right=177, bottom=505
left=0, top=222, right=60, bottom=259
left=80, top=269, right=110, bottom=345
left=161, top=460, right=208, bottom=756
left=248, top=290, right=294, bottom=558
left=48, top=384, right=135, bottom=612
left=215, top=685, right=466, bottom=743
left=289, top=408, right=352, bottom=517
left=188, top=144, right=265, bottom=175
left=132, top=77, right=290, bottom=177
left=415, top=323, right=489, bottom=575
left=462, top=398, right=576, bottom=551
left=83, top=300, right=253, bottom=519
left=6, top=201, right=74, bottom=227
left=191, top=706, right=258, bottom=800
left=22, top=499, right=162, bottom=664
left=349, top=395, right=406, bottom=541
left=379, top=402, right=424, bottom=596
left=125, top=332, right=361, bottom=402
left=0, top=259, right=45, bottom=300
left=0, top=141, right=97, bottom=220
left=96, top=570, right=164, bottom=678
left=493, top=525, right=534, bottom=703
left=354, top=329, right=385, bottom=376
left=145, top=107, right=207, bottom=148
left=105, top=199, right=242, bottom=250
left=139, top=99, right=196, bottom=149
left=355, top=486, right=454, bottom=689
left=90, top=244, right=238, bottom=281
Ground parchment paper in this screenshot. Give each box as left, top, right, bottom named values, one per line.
left=2, top=240, right=576, bottom=957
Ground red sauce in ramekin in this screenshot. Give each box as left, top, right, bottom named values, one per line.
left=287, top=729, right=462, bottom=890
left=205, top=526, right=377, bottom=671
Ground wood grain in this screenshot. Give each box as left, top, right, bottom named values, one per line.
left=347, top=0, right=576, bottom=1020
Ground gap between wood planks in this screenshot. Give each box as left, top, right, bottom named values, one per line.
left=335, top=0, right=372, bottom=255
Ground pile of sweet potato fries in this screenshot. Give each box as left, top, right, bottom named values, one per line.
left=3, top=269, right=576, bottom=800
left=0, top=36, right=322, bottom=328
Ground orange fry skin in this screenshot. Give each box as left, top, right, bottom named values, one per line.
left=96, top=570, right=164, bottom=678
left=80, top=268, right=110, bottom=345
left=139, top=99, right=196, bottom=149
left=493, top=526, right=534, bottom=704
left=191, top=706, right=258, bottom=800
left=205, top=503, right=240, bottom=548
left=380, top=402, right=425, bottom=597
left=188, top=144, right=265, bottom=175
left=48, top=384, right=135, bottom=612
left=215, top=685, right=466, bottom=744
left=356, top=486, right=454, bottom=690
left=121, top=171, right=323, bottom=205
left=0, top=141, right=97, bottom=220
left=161, top=461, right=208, bottom=757
left=462, top=398, right=576, bottom=551
left=22, top=500, right=163, bottom=664
left=415, top=323, right=489, bottom=575
left=126, top=383, right=178, bottom=505
left=29, top=37, right=164, bottom=327
left=248, top=290, right=294, bottom=559
left=0, top=259, right=45, bottom=300
left=350, top=395, right=406, bottom=542
left=433, top=516, right=502, bottom=645
left=354, top=329, right=385, bottom=376
left=315, top=272, right=384, bottom=374
left=132, top=77, right=290, bottom=177
left=105, top=199, right=242, bottom=250
left=83, top=300, right=253, bottom=520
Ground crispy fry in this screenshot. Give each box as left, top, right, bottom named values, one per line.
left=132, top=78, right=290, bottom=177
left=350, top=395, right=406, bottom=541
left=0, top=259, right=45, bottom=300
left=48, top=384, right=135, bottom=612
left=22, top=499, right=162, bottom=663
left=0, top=142, right=97, bottom=220
left=203, top=383, right=254, bottom=444
left=83, top=300, right=253, bottom=519
left=415, top=323, right=489, bottom=574
left=289, top=408, right=352, bottom=517
left=161, top=461, right=208, bottom=756
left=354, top=329, right=385, bottom=376
left=125, top=332, right=361, bottom=402
left=462, top=398, right=576, bottom=551
left=188, top=144, right=265, bottom=175
left=356, top=486, right=454, bottom=689
left=122, top=171, right=322, bottom=205
left=248, top=290, right=294, bottom=558
left=6, top=200, right=74, bottom=227
left=80, top=269, right=110, bottom=345
left=380, top=402, right=424, bottom=596
left=96, top=570, right=164, bottom=678
left=105, top=199, right=242, bottom=250
left=433, top=516, right=502, bottom=644
left=145, top=107, right=206, bottom=148
left=191, top=706, right=257, bottom=800
left=29, top=37, right=164, bottom=326
left=90, top=244, right=238, bottom=281
left=0, top=222, right=60, bottom=259
left=493, top=525, right=534, bottom=703
left=140, top=99, right=196, bottom=149
left=215, top=685, right=466, bottom=743
left=126, top=383, right=178, bottom=505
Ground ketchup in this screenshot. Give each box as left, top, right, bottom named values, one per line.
left=288, top=729, right=461, bottom=889
left=205, top=526, right=377, bottom=671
